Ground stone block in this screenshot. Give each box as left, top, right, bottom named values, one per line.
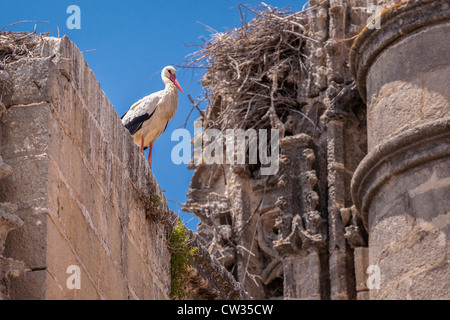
left=0, top=210, right=23, bottom=255
left=3, top=59, right=56, bottom=108
left=367, top=80, right=424, bottom=149
left=123, top=234, right=161, bottom=300
left=0, top=103, right=50, bottom=160
left=0, top=256, right=25, bottom=300
left=406, top=263, right=450, bottom=300
left=0, top=155, right=49, bottom=211
left=354, top=247, right=369, bottom=292
left=101, top=194, right=123, bottom=266
left=46, top=218, right=101, bottom=300
left=10, top=269, right=46, bottom=300
left=377, top=228, right=446, bottom=292
left=283, top=252, right=322, bottom=300
left=357, top=290, right=370, bottom=300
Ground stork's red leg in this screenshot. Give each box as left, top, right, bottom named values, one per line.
left=140, top=136, right=145, bottom=157
left=148, top=143, right=153, bottom=168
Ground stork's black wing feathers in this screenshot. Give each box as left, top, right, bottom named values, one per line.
left=124, top=109, right=156, bottom=136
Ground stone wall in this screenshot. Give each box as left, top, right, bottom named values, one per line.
left=0, top=35, right=248, bottom=300
left=0, top=35, right=171, bottom=299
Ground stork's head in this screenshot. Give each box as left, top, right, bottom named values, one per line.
left=162, top=66, right=183, bottom=93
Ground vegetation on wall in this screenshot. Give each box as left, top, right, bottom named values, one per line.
left=168, top=219, right=198, bottom=300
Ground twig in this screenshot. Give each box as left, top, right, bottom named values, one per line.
left=236, top=179, right=268, bottom=240
left=290, top=109, right=322, bottom=133
left=178, top=106, right=196, bottom=129
left=81, top=49, right=97, bottom=54
left=196, top=21, right=219, bottom=34
left=241, top=181, right=267, bottom=286
left=0, top=20, right=49, bottom=33
left=187, top=94, right=204, bottom=116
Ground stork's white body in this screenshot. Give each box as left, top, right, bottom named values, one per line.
left=121, top=66, right=183, bottom=166
left=123, top=83, right=179, bottom=148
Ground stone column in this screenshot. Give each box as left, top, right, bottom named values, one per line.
left=350, top=0, right=450, bottom=299
left=274, top=134, right=327, bottom=300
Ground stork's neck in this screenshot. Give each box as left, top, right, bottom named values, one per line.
left=164, top=81, right=179, bottom=95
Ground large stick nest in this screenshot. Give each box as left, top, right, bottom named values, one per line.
left=187, top=4, right=312, bottom=132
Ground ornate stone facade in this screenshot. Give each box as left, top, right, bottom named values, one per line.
left=184, top=0, right=449, bottom=300
left=184, top=0, right=370, bottom=300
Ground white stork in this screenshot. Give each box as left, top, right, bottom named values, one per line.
left=121, top=66, right=183, bottom=167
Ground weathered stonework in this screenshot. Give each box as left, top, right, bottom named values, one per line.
left=187, top=229, right=252, bottom=300
left=0, top=190, right=25, bottom=300
left=184, top=0, right=448, bottom=300
left=350, top=0, right=450, bottom=299
left=0, top=35, right=172, bottom=299
left=0, top=35, right=248, bottom=300
left=273, top=134, right=327, bottom=300
left=0, top=69, right=25, bottom=300
left=184, top=0, right=370, bottom=300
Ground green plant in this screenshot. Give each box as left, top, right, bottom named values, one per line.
left=168, top=220, right=198, bottom=300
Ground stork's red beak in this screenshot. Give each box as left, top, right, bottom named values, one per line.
left=169, top=74, right=183, bottom=93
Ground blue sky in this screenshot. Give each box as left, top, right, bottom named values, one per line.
left=2, top=0, right=307, bottom=230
